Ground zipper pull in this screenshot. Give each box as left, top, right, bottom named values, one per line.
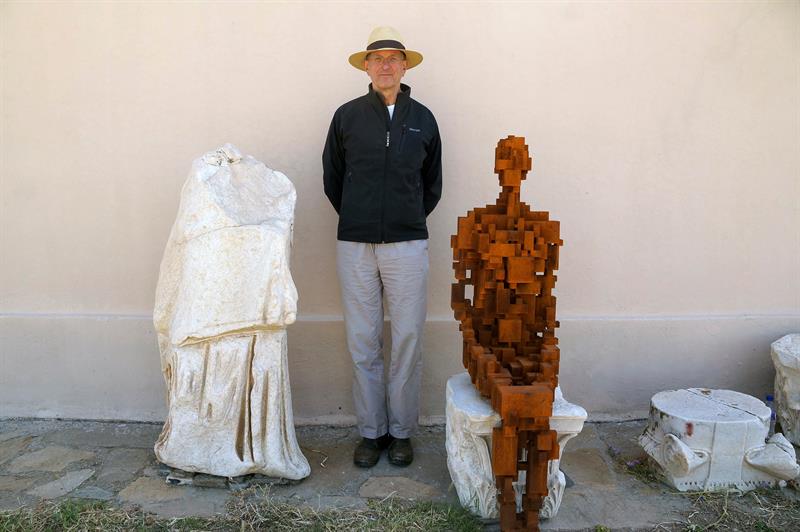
left=386, top=131, right=390, bottom=148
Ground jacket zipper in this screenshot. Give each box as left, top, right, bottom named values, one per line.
left=381, top=110, right=390, bottom=243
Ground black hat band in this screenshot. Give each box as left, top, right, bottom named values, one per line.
left=367, top=40, right=405, bottom=51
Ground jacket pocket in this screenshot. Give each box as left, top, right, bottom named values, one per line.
left=398, top=127, right=425, bottom=170
left=398, top=124, right=407, bottom=153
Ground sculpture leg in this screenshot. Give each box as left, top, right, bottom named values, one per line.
left=497, top=476, right=522, bottom=531
left=523, top=436, right=549, bottom=531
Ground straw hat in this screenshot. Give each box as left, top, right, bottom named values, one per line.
left=348, top=26, right=423, bottom=71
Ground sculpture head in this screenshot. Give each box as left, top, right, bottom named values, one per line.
left=494, top=136, right=532, bottom=189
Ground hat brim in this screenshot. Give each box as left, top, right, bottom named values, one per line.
left=348, top=48, right=423, bottom=71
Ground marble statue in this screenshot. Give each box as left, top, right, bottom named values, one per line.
left=153, top=144, right=310, bottom=480
left=771, top=334, right=800, bottom=445
left=639, top=388, right=798, bottom=491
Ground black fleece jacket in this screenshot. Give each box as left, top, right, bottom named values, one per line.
left=323, top=83, right=442, bottom=243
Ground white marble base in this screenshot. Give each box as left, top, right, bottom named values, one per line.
left=639, top=388, right=799, bottom=492
left=771, top=334, right=800, bottom=446
left=445, top=372, right=587, bottom=519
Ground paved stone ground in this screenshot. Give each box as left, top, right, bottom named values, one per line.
left=0, top=419, right=795, bottom=530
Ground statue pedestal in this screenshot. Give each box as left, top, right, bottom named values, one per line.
left=445, top=372, right=587, bottom=519
left=639, top=388, right=799, bottom=491
left=771, top=334, right=800, bottom=445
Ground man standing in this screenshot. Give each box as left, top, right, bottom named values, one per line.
left=323, top=27, right=442, bottom=468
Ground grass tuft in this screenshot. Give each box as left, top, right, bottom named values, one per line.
left=0, top=488, right=481, bottom=532
left=227, top=487, right=481, bottom=531
left=680, top=488, right=800, bottom=532
left=606, top=444, right=662, bottom=485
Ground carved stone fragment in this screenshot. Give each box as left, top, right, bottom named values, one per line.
left=445, top=373, right=586, bottom=520
left=639, top=388, right=799, bottom=491
left=153, top=144, right=310, bottom=480
left=771, top=333, right=800, bottom=445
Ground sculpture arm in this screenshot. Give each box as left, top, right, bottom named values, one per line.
left=322, top=112, right=345, bottom=214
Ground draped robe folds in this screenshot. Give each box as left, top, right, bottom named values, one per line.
left=153, top=144, right=310, bottom=479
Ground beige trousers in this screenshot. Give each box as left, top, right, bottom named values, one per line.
left=336, top=239, right=429, bottom=439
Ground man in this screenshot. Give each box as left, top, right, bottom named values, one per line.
left=322, top=26, right=442, bottom=468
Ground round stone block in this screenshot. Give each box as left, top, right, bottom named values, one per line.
left=640, top=388, right=798, bottom=491
left=653, top=388, right=770, bottom=427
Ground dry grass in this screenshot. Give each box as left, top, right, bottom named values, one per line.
left=0, top=488, right=481, bottom=532
left=228, top=486, right=481, bottom=531
left=605, top=444, right=662, bottom=485
left=611, top=448, right=800, bottom=531
left=679, top=488, right=800, bottom=532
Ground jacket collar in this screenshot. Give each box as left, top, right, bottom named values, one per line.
left=367, top=83, right=411, bottom=119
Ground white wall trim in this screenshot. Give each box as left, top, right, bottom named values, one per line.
left=2, top=311, right=798, bottom=322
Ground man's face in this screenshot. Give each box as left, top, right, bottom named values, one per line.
left=364, top=50, right=407, bottom=92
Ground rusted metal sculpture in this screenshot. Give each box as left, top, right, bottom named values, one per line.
left=451, top=136, right=562, bottom=531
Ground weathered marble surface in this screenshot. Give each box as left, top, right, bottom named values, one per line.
left=639, top=388, right=799, bottom=492
left=445, top=372, right=586, bottom=519
left=771, top=334, right=800, bottom=445
left=153, top=144, right=309, bottom=479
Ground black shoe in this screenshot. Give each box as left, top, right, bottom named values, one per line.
left=354, top=434, right=393, bottom=468
left=387, top=437, right=413, bottom=466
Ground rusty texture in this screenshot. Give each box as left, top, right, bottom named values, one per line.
left=451, top=136, right=562, bottom=531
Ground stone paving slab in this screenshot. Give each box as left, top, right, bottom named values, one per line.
left=0, top=476, right=36, bottom=492
left=358, top=476, right=441, bottom=500
left=0, top=431, right=26, bottom=444
left=0, top=418, right=795, bottom=530
left=117, top=477, right=230, bottom=518
left=72, top=485, right=114, bottom=500
left=539, top=422, right=692, bottom=531
left=0, top=491, right=37, bottom=512
left=27, top=469, right=94, bottom=499
left=0, top=437, right=32, bottom=466
left=6, top=446, right=94, bottom=473
left=41, top=424, right=161, bottom=449
left=96, top=448, right=150, bottom=485
left=290, top=426, right=457, bottom=505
